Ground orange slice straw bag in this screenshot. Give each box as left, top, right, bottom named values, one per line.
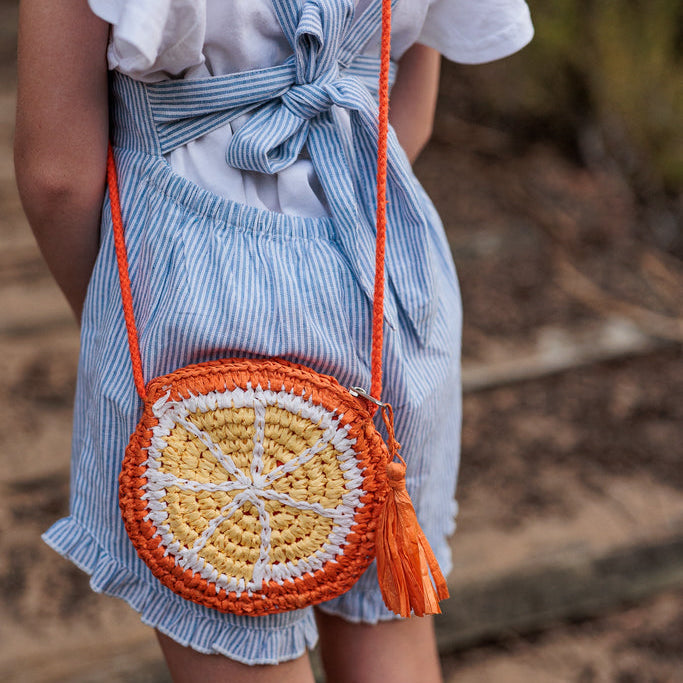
left=107, top=0, right=449, bottom=618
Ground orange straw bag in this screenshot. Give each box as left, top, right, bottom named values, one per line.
left=111, top=0, right=448, bottom=617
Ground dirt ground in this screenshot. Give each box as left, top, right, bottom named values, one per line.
left=1, top=1, right=683, bottom=680
left=442, top=589, right=683, bottom=683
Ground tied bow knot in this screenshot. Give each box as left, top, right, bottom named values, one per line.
left=281, top=70, right=338, bottom=121
left=224, top=68, right=352, bottom=175
left=226, top=0, right=353, bottom=175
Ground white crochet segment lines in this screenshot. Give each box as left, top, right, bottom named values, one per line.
left=141, top=384, right=366, bottom=595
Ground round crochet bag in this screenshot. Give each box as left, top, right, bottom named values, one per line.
left=111, top=0, right=448, bottom=617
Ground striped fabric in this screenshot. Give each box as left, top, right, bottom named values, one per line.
left=44, top=0, right=462, bottom=664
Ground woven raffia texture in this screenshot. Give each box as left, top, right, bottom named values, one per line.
left=120, top=358, right=388, bottom=615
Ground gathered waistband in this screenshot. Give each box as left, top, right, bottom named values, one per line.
left=115, top=148, right=337, bottom=242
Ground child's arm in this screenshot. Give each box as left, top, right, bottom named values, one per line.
left=389, top=43, right=441, bottom=164
left=14, top=0, right=110, bottom=322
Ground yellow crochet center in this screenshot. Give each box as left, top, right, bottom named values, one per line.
left=266, top=503, right=336, bottom=565
left=155, top=402, right=349, bottom=582
left=159, top=406, right=255, bottom=485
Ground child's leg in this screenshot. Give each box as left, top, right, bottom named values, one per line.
left=156, top=630, right=315, bottom=683
left=314, top=610, right=443, bottom=683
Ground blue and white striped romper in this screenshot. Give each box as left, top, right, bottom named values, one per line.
left=43, top=0, right=462, bottom=664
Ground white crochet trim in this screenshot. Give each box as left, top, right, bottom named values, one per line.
left=142, top=384, right=366, bottom=594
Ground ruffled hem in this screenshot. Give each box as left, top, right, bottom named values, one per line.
left=42, top=516, right=319, bottom=665
left=316, top=586, right=400, bottom=624
left=316, top=542, right=453, bottom=623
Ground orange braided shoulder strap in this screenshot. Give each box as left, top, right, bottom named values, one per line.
left=108, top=0, right=448, bottom=617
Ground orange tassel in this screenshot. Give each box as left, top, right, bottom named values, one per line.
left=376, top=407, right=450, bottom=617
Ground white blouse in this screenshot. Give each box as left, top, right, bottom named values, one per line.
left=89, top=0, right=533, bottom=216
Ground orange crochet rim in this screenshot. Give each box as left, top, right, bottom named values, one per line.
left=119, top=357, right=389, bottom=615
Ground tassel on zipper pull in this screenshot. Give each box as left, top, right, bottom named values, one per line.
left=375, top=403, right=450, bottom=617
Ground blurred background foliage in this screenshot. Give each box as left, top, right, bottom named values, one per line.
left=439, top=0, right=683, bottom=254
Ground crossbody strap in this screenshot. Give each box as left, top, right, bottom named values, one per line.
left=369, top=0, right=391, bottom=403
left=106, top=0, right=392, bottom=406
left=106, top=150, right=147, bottom=400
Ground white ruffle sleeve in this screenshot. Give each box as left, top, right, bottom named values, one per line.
left=88, top=1, right=534, bottom=77
left=88, top=0, right=208, bottom=81
left=419, top=0, right=533, bottom=64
